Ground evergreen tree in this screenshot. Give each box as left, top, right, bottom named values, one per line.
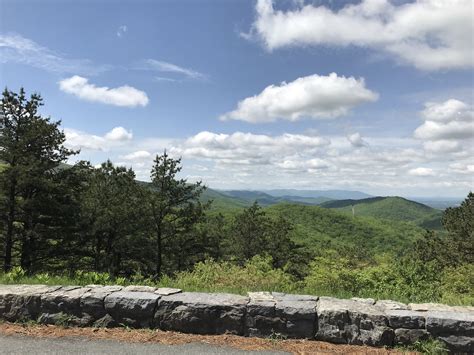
left=0, top=88, right=76, bottom=272
left=147, top=151, right=206, bottom=278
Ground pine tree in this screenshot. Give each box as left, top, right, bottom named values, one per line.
left=0, top=88, right=76, bottom=272
left=147, top=151, right=206, bottom=278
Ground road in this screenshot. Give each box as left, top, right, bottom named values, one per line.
left=0, top=334, right=289, bottom=355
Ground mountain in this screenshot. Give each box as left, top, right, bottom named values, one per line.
left=264, top=203, right=425, bottom=255
left=320, top=196, right=443, bottom=229
left=263, top=189, right=372, bottom=200
left=218, top=190, right=331, bottom=207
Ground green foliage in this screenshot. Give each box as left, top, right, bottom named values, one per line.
left=398, top=338, right=449, bottom=355
left=159, top=256, right=297, bottom=294
left=321, top=196, right=443, bottom=229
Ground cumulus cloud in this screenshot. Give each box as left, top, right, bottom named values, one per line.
left=0, top=33, right=109, bottom=75
left=249, top=0, right=473, bottom=71
left=121, top=150, right=152, bottom=160
left=220, top=73, right=378, bottom=123
left=415, top=99, right=473, bottom=141
left=408, top=167, right=435, bottom=176
left=104, top=126, right=133, bottom=141
left=64, top=126, right=133, bottom=151
left=63, top=126, right=472, bottom=196
left=59, top=75, right=149, bottom=107
left=347, top=132, right=368, bottom=148
left=143, top=59, right=205, bottom=80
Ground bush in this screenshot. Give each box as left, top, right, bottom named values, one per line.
left=159, top=255, right=297, bottom=294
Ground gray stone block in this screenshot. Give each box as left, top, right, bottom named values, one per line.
left=105, top=291, right=160, bottom=328
left=155, top=292, right=248, bottom=335
left=315, top=297, right=394, bottom=346
left=439, top=335, right=474, bottom=353
left=394, top=328, right=430, bottom=345
left=0, top=285, right=61, bottom=321
left=426, top=311, right=474, bottom=337
left=385, top=309, right=426, bottom=329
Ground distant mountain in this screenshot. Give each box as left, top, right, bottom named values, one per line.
left=263, top=189, right=372, bottom=200
left=320, top=196, right=443, bottom=229
left=217, top=190, right=331, bottom=207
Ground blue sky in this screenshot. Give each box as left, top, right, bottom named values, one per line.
left=1, top=0, right=473, bottom=197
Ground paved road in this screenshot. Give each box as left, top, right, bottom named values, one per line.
left=0, top=334, right=289, bottom=354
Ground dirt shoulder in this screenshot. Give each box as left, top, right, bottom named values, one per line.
left=0, top=322, right=413, bottom=355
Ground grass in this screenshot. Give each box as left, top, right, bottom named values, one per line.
left=397, top=339, right=449, bottom=355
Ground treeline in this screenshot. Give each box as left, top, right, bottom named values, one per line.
left=1, top=89, right=473, bottom=305
left=0, top=89, right=303, bottom=278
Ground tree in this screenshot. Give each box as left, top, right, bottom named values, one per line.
left=442, top=192, right=474, bottom=265
left=147, top=151, right=206, bottom=278
left=79, top=160, right=147, bottom=277
left=229, top=202, right=268, bottom=263
left=0, top=88, right=76, bottom=272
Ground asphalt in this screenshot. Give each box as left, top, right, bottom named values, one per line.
left=0, top=334, right=289, bottom=355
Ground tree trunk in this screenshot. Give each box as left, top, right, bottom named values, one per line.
left=155, top=230, right=162, bottom=279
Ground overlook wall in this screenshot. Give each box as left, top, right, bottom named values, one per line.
left=0, top=284, right=473, bottom=353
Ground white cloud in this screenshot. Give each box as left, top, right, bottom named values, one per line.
left=421, top=99, right=472, bottom=122
left=121, top=150, right=152, bottom=160
left=63, top=126, right=472, bottom=197
left=144, top=59, right=205, bottom=80
left=415, top=99, right=474, bottom=141
left=104, top=126, right=133, bottom=141
left=117, top=25, right=127, bottom=38
left=59, top=75, right=149, bottom=107
left=423, top=140, right=461, bottom=153
left=220, top=73, right=378, bottom=123
left=347, top=132, right=368, bottom=148
left=408, top=167, right=435, bottom=176
left=64, top=126, right=133, bottom=151
left=0, top=33, right=109, bottom=75
left=249, top=0, right=473, bottom=71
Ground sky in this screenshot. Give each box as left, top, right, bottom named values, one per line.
left=0, top=0, right=473, bottom=198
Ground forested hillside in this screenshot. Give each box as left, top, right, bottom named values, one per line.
left=1, top=89, right=473, bottom=306
left=321, top=196, right=443, bottom=229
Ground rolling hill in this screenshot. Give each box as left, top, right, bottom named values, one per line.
left=218, top=190, right=331, bottom=207
left=264, top=189, right=372, bottom=200
left=264, top=204, right=426, bottom=255
left=320, top=196, right=443, bottom=229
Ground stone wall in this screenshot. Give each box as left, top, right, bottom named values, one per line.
left=0, top=285, right=472, bottom=352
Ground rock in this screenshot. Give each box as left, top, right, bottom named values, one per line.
left=79, top=286, right=123, bottom=325
left=315, top=297, right=394, bottom=346
left=409, top=302, right=474, bottom=313
left=93, top=313, right=118, bottom=328
left=39, top=286, right=91, bottom=326
left=376, top=300, right=408, bottom=311
left=155, top=292, right=248, bottom=335
left=426, top=311, right=474, bottom=337
left=274, top=293, right=318, bottom=339
left=122, top=285, right=156, bottom=293
left=248, top=292, right=274, bottom=301
left=439, top=335, right=474, bottom=353
left=245, top=295, right=281, bottom=337
left=0, top=285, right=61, bottom=321
left=155, top=288, right=181, bottom=296
left=40, top=287, right=90, bottom=313
left=105, top=291, right=159, bottom=328
left=385, top=310, right=426, bottom=329
left=395, top=328, right=430, bottom=345
left=351, top=298, right=375, bottom=305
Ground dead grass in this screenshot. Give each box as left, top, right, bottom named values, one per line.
left=0, top=322, right=415, bottom=355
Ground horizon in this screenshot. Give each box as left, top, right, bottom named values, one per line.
left=1, top=0, right=473, bottom=198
